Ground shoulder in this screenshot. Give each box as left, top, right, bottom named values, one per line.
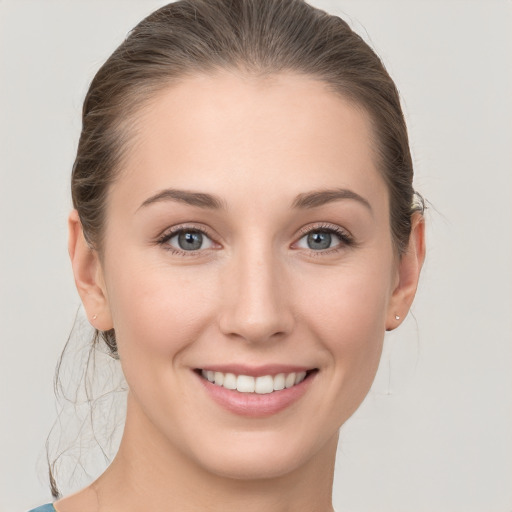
left=27, top=505, right=56, bottom=512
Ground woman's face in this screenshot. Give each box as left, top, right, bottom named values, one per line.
left=79, top=72, right=416, bottom=479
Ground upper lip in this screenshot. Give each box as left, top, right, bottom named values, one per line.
left=195, top=364, right=315, bottom=377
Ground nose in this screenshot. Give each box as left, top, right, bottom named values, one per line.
left=218, top=243, right=294, bottom=344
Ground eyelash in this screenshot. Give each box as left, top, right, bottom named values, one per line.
left=294, top=223, right=355, bottom=256
left=156, top=224, right=216, bottom=257
left=156, top=223, right=355, bottom=257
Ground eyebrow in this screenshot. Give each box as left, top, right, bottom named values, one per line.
left=138, top=186, right=372, bottom=213
left=291, top=188, right=372, bottom=213
left=138, top=188, right=226, bottom=210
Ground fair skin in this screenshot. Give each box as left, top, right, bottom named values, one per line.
left=60, top=71, right=425, bottom=512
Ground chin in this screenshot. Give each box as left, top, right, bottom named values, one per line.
left=199, top=451, right=307, bottom=481
left=185, top=428, right=335, bottom=481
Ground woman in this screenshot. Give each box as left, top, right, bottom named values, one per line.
left=30, top=0, right=425, bottom=510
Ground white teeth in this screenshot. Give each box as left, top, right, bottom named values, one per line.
left=295, top=371, right=307, bottom=385
left=255, top=375, right=274, bottom=394
left=237, top=375, right=255, bottom=393
left=273, top=373, right=285, bottom=391
left=223, top=373, right=237, bottom=390
left=201, top=369, right=310, bottom=394
left=285, top=372, right=296, bottom=388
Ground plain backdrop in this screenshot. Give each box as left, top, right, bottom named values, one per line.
left=1, top=1, right=511, bottom=511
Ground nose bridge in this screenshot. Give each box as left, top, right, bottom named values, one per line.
left=218, top=236, right=293, bottom=343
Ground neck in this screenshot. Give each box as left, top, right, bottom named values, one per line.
left=91, top=394, right=338, bottom=512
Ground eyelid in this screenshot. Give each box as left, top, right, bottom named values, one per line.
left=295, top=222, right=352, bottom=239
left=292, top=222, right=355, bottom=252
left=156, top=223, right=220, bottom=255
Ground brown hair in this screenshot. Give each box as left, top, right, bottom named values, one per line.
left=54, top=0, right=423, bottom=497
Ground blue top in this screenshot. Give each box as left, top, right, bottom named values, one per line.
left=27, top=502, right=339, bottom=512
left=28, top=505, right=56, bottom=512
left=27, top=502, right=339, bottom=511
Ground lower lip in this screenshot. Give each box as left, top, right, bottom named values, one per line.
left=195, top=371, right=316, bottom=417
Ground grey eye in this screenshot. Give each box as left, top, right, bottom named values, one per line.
left=296, top=229, right=344, bottom=251
left=168, top=230, right=213, bottom=251
left=306, top=231, right=332, bottom=250
left=178, top=231, right=203, bottom=250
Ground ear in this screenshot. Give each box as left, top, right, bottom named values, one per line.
left=68, top=209, right=113, bottom=331
left=386, top=213, right=426, bottom=330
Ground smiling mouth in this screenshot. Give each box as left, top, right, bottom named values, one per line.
left=197, top=369, right=317, bottom=394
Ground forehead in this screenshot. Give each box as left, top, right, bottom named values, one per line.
left=111, top=71, right=387, bottom=215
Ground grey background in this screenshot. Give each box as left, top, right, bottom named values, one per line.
left=1, top=1, right=511, bottom=511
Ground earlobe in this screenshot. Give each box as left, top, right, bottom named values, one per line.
left=68, top=210, right=113, bottom=331
left=386, top=213, right=426, bottom=331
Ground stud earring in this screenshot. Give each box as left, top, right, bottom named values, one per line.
left=395, top=315, right=400, bottom=320
left=92, top=314, right=98, bottom=320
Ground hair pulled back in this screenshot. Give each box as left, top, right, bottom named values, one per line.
left=72, top=0, right=422, bottom=356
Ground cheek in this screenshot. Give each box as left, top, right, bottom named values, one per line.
left=301, top=268, right=390, bottom=427
left=297, top=254, right=393, bottom=384
left=105, top=258, right=216, bottom=363
left=300, top=258, right=391, bottom=338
